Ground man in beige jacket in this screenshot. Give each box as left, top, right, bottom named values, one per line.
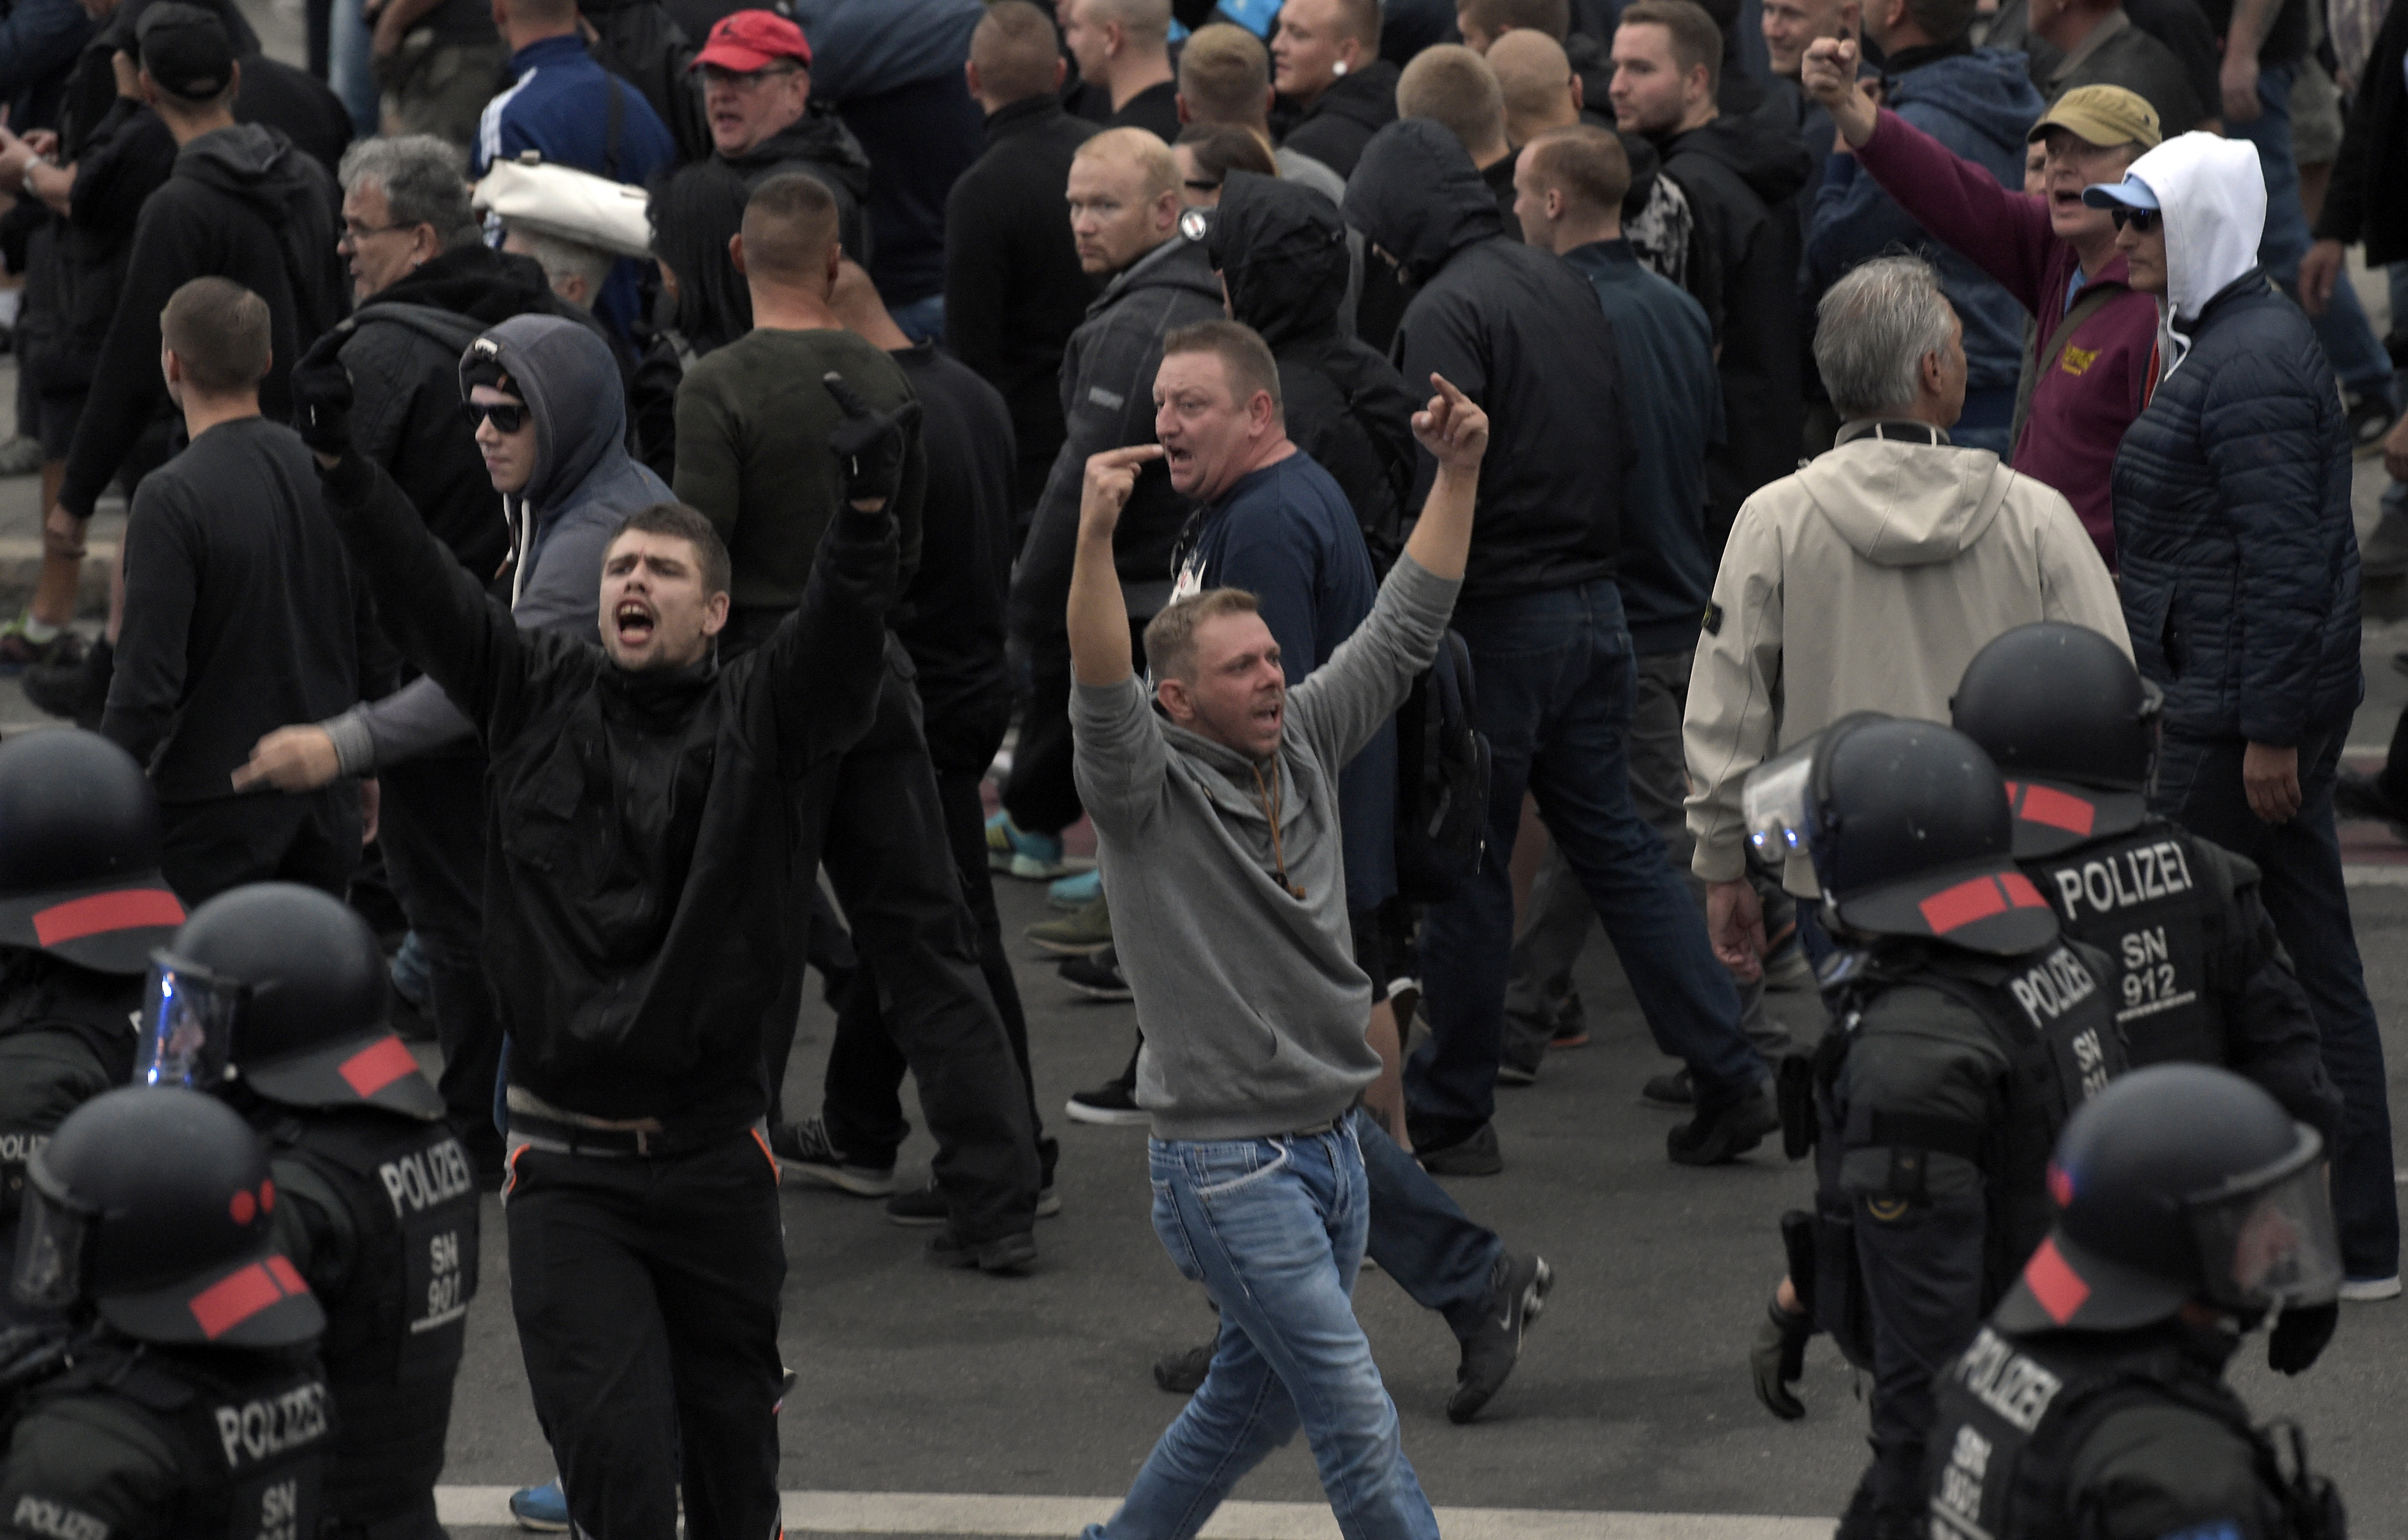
left=1684, top=254, right=2130, bottom=975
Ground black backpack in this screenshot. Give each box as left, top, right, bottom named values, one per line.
left=1392, top=630, right=1491, bottom=903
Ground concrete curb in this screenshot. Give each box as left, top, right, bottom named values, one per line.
left=0, top=538, right=116, bottom=621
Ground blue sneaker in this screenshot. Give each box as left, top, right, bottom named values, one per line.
left=509, top=1480, right=569, bottom=1532
left=1048, top=868, right=1103, bottom=908
left=984, top=811, right=1070, bottom=880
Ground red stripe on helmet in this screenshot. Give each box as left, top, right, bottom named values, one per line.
left=1999, top=871, right=2051, bottom=909
left=338, top=1036, right=419, bottom=1099
left=2023, top=1236, right=2092, bottom=1326
left=188, top=1262, right=283, bottom=1340
left=32, top=889, right=185, bottom=947
left=2018, top=783, right=2097, bottom=838
left=1918, top=875, right=2008, bottom=935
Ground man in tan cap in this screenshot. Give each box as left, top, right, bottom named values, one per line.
left=1804, top=41, right=2163, bottom=570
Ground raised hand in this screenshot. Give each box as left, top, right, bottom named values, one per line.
left=1410, top=374, right=1489, bottom=475
left=823, top=372, right=922, bottom=510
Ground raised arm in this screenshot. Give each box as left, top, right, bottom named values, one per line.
left=1067, top=444, right=1167, bottom=686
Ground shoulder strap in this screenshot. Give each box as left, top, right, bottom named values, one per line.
left=2011, top=280, right=2123, bottom=449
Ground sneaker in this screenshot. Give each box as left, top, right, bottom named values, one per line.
left=1641, top=1067, right=1694, bottom=1108
left=885, top=1177, right=1061, bottom=1225
left=23, top=637, right=108, bottom=728
left=2347, top=389, right=2399, bottom=455
left=926, top=1227, right=1038, bottom=1275
left=0, top=436, right=43, bottom=476
left=509, top=1480, right=569, bottom=1532
left=1154, top=1338, right=1215, bottom=1393
left=1446, top=1251, right=1553, bottom=1424
left=1049, top=867, right=1103, bottom=909
left=0, top=619, right=84, bottom=673
left=1417, top=1121, right=1504, bottom=1177
left=2340, top=1274, right=2402, bottom=1302
left=1027, top=896, right=1113, bottom=957
left=1059, top=947, right=1133, bottom=1001
left=768, top=1117, right=895, bottom=1196
left=1066, top=1076, right=1148, bottom=1126
left=986, top=811, right=1072, bottom=880
left=1549, top=1004, right=1589, bottom=1050
left=1496, top=1056, right=1539, bottom=1088
left=1667, top=1081, right=1779, bottom=1166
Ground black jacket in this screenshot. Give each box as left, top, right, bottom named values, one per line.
left=890, top=341, right=1015, bottom=771
left=662, top=104, right=873, bottom=265
left=1213, top=171, right=1417, bottom=571
left=1651, top=111, right=1811, bottom=543
left=1343, top=119, right=1626, bottom=604
left=2314, top=0, right=2408, bottom=265
left=941, top=94, right=1099, bottom=511
left=341, top=243, right=592, bottom=582
left=315, top=447, right=898, bottom=1130
left=1271, top=59, right=1400, bottom=180
left=57, top=123, right=348, bottom=520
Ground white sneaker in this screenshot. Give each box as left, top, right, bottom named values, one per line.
left=2339, top=1274, right=2402, bottom=1302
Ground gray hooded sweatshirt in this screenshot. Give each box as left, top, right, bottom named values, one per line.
left=1071, top=557, right=1459, bottom=1140
left=322, top=315, right=671, bottom=772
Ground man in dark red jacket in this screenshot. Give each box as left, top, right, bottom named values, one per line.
left=1803, top=43, right=2158, bottom=568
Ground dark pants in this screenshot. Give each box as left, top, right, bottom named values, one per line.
left=161, top=787, right=362, bottom=907
left=2154, top=732, right=2400, bottom=1280
left=831, top=74, right=983, bottom=309
left=1407, top=581, right=1761, bottom=1148
left=504, top=1132, right=785, bottom=1540
left=377, top=748, right=504, bottom=1172
left=1847, top=1192, right=1986, bottom=1538
left=1356, top=1110, right=1503, bottom=1335
left=1002, top=633, right=1085, bottom=837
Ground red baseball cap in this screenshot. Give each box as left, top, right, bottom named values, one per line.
left=691, top=9, right=812, bottom=71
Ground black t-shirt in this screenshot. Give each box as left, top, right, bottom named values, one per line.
left=2194, top=0, right=2307, bottom=65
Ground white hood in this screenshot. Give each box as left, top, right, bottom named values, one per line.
left=2125, top=133, right=2266, bottom=378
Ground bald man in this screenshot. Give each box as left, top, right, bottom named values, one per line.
left=1062, top=0, right=1181, bottom=141
left=1177, top=22, right=1349, bottom=202
left=1398, top=45, right=1520, bottom=223
left=1489, top=29, right=1586, bottom=144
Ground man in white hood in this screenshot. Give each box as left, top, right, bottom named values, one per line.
left=1683, top=254, right=2128, bottom=968
left=2087, top=132, right=2399, bottom=1301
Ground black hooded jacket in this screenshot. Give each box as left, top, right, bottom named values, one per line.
left=655, top=106, right=875, bottom=322
left=1342, top=119, right=1627, bottom=604
left=1271, top=59, right=1400, bottom=180
left=1209, top=172, right=1417, bottom=572
left=57, top=122, right=348, bottom=520
left=340, top=243, right=595, bottom=582
left=1650, top=111, right=1811, bottom=543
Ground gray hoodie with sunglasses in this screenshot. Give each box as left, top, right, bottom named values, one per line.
left=319, top=315, right=670, bottom=773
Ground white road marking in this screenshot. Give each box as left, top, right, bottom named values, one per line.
left=432, top=1487, right=1832, bottom=1538
left=2344, top=865, right=2408, bottom=886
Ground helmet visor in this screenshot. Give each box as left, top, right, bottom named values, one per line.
left=134, top=953, right=246, bottom=1090
left=2188, top=1133, right=2343, bottom=1313
left=10, top=1162, right=93, bottom=1311
left=1742, top=738, right=1819, bottom=864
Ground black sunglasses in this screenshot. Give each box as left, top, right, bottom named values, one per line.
left=462, top=399, right=530, bottom=433
left=2107, top=206, right=2161, bottom=233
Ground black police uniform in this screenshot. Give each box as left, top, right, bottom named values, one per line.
left=0, top=960, right=141, bottom=1229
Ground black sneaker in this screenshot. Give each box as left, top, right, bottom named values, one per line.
left=1667, top=1081, right=1779, bottom=1166
left=1065, top=1077, right=1148, bottom=1126
left=885, top=1177, right=1060, bottom=1225
left=1641, top=1068, right=1694, bottom=1108
left=1153, top=1338, right=1215, bottom=1393
left=1446, top=1251, right=1553, bottom=1424
left=1417, top=1121, right=1503, bottom=1177
left=926, top=1228, right=1038, bottom=1275
left=768, top=1117, right=895, bottom=1196
left=1060, top=947, right=1133, bottom=1001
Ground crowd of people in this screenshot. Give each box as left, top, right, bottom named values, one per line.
left=0, top=0, right=2398, bottom=1530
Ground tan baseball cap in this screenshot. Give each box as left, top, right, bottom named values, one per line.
left=2025, top=85, right=2162, bottom=150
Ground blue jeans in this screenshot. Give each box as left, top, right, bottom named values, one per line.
left=2152, top=732, right=2400, bottom=1280
left=888, top=293, right=945, bottom=345
left=1408, top=581, right=1761, bottom=1145
left=325, top=0, right=380, bottom=136
left=1356, top=1110, right=1503, bottom=1335
left=1092, top=1129, right=1436, bottom=1540
left=2241, top=61, right=2394, bottom=399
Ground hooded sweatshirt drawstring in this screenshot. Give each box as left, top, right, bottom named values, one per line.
left=1250, top=761, right=1305, bottom=900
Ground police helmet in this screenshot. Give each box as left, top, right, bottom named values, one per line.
left=0, top=731, right=185, bottom=974
left=1995, top=1063, right=2341, bottom=1333
left=1952, top=624, right=2159, bottom=859
left=137, top=884, right=441, bottom=1119
left=1743, top=714, right=2056, bottom=956
left=12, top=1086, right=322, bottom=1347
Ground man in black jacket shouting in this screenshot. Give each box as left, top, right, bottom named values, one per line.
left=290, top=334, right=911, bottom=1540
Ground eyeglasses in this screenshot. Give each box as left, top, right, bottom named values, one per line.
left=338, top=221, right=411, bottom=250
left=462, top=399, right=530, bottom=434
left=2108, top=206, right=2161, bottom=233
left=699, top=63, right=800, bottom=89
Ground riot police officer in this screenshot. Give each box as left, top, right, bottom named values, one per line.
left=0, top=732, right=188, bottom=1276
left=0, top=1085, right=333, bottom=1539
left=1928, top=1063, right=2348, bottom=1540
left=1743, top=716, right=2128, bottom=1540
left=144, top=884, right=477, bottom=1540
left=1953, top=622, right=2345, bottom=1373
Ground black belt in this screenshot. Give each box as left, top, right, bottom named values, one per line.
left=507, top=1112, right=749, bottom=1159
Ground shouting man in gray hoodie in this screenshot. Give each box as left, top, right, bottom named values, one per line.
left=1066, top=372, right=1486, bottom=1540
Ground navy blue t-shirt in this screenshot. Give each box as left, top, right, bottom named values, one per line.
left=1176, top=452, right=1397, bottom=912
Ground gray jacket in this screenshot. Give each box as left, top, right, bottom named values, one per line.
left=322, top=314, right=669, bottom=773
left=1070, top=557, right=1459, bottom=1140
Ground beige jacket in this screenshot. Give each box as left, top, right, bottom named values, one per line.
left=1683, top=430, right=2130, bottom=894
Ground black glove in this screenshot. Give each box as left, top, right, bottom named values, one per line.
left=822, top=370, right=920, bottom=507
left=1750, top=1292, right=1812, bottom=1419
left=2267, top=1301, right=2337, bottom=1375
left=292, top=322, right=358, bottom=458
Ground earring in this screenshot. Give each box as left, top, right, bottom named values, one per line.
left=1333, top=58, right=1348, bottom=75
